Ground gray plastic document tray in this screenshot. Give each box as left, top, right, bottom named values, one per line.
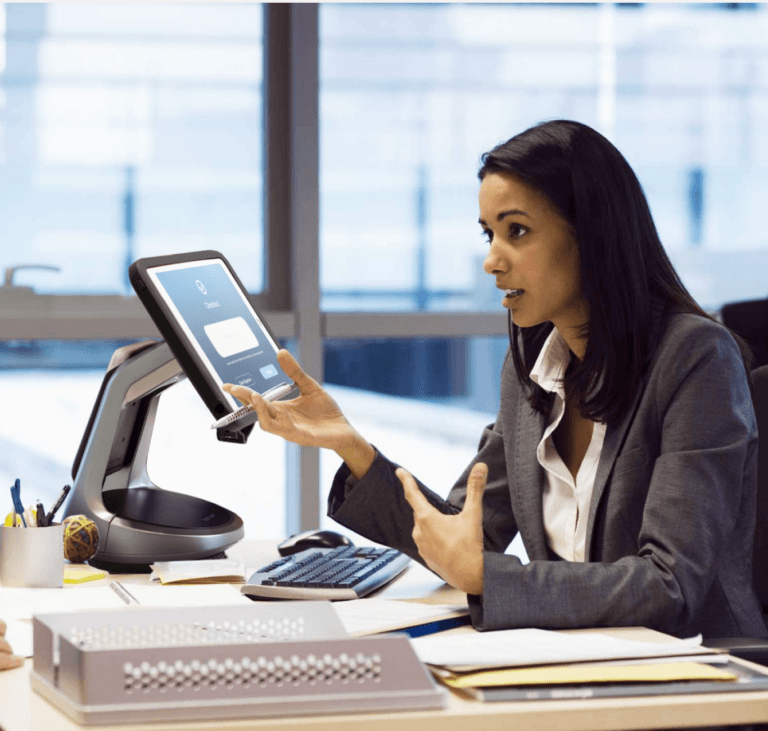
left=30, top=602, right=445, bottom=725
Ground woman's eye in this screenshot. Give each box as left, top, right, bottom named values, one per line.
left=481, top=224, right=526, bottom=244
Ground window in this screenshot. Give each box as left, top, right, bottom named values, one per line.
left=320, top=3, right=768, bottom=313
left=0, top=3, right=264, bottom=294
left=0, top=3, right=275, bottom=534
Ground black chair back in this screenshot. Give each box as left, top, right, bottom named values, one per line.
left=722, top=299, right=768, bottom=369
left=752, top=365, right=768, bottom=610
left=692, top=365, right=768, bottom=660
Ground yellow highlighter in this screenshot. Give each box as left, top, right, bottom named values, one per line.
left=4, top=511, right=23, bottom=527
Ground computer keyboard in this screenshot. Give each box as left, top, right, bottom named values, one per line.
left=240, top=546, right=411, bottom=601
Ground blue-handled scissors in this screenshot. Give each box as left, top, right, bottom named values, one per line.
left=10, top=478, right=26, bottom=527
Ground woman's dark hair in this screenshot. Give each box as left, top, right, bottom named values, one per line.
left=479, top=119, right=753, bottom=427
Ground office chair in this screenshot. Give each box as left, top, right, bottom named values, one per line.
left=706, top=365, right=768, bottom=663
left=721, top=298, right=768, bottom=369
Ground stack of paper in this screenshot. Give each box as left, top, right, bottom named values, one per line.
left=411, top=628, right=711, bottom=670
left=409, top=629, right=755, bottom=702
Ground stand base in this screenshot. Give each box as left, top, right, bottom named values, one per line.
left=90, top=487, right=244, bottom=566
left=103, top=486, right=236, bottom=529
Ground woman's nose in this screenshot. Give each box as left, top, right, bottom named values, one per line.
left=483, top=244, right=507, bottom=275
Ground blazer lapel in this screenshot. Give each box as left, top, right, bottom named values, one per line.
left=584, top=386, right=644, bottom=558
left=509, top=403, right=549, bottom=560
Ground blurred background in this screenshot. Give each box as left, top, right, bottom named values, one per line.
left=0, top=3, right=766, bottom=542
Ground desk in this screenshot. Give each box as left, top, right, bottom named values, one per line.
left=3, top=540, right=768, bottom=731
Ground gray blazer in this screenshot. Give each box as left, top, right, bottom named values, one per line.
left=328, top=313, right=768, bottom=639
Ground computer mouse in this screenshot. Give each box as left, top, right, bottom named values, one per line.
left=277, top=529, right=354, bottom=557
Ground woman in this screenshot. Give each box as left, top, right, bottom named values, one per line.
left=226, top=120, right=766, bottom=639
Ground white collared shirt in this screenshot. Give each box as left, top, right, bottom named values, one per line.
left=529, top=327, right=607, bottom=562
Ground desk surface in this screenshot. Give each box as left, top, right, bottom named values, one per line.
left=3, top=540, right=768, bottom=731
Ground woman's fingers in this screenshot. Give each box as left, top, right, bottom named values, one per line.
left=0, top=652, right=23, bottom=670
left=223, top=384, right=277, bottom=417
left=396, top=469, right=433, bottom=519
left=224, top=349, right=320, bottom=417
left=398, top=464, right=487, bottom=521
left=250, top=392, right=279, bottom=423
left=222, top=385, right=279, bottom=429
left=397, top=469, right=432, bottom=560
left=222, top=383, right=251, bottom=402
left=0, top=625, right=23, bottom=671
left=463, top=462, right=488, bottom=521
left=222, top=382, right=258, bottom=405
left=276, top=350, right=322, bottom=395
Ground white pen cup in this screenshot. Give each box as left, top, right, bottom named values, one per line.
left=0, top=523, right=64, bottom=588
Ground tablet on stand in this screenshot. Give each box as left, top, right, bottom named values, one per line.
left=64, top=250, right=296, bottom=569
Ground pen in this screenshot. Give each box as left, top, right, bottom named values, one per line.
left=36, top=500, right=48, bottom=527
left=110, top=581, right=140, bottom=606
left=211, top=382, right=294, bottom=429
left=46, top=484, right=71, bottom=524
left=10, top=479, right=26, bottom=527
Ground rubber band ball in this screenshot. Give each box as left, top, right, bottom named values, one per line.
left=62, top=515, right=100, bottom=563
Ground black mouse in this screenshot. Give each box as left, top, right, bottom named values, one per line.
left=277, top=529, right=354, bottom=557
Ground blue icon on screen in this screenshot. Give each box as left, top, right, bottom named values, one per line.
left=196, top=280, right=207, bottom=295
left=260, top=364, right=278, bottom=379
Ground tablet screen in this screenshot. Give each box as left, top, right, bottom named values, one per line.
left=146, top=258, right=283, bottom=411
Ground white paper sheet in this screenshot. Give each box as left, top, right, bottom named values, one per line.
left=0, top=583, right=251, bottom=621
left=4, top=618, right=33, bottom=658
left=150, top=559, right=249, bottom=584
left=128, top=584, right=252, bottom=607
left=411, top=627, right=705, bottom=670
left=332, top=600, right=468, bottom=636
left=0, top=584, right=253, bottom=657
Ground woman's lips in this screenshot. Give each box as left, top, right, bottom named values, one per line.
left=503, top=289, right=524, bottom=300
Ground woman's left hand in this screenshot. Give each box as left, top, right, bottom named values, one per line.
left=396, top=463, right=487, bottom=596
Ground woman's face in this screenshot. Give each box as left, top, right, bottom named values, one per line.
left=480, top=171, right=588, bottom=340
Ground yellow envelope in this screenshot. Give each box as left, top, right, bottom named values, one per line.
left=442, top=662, right=736, bottom=689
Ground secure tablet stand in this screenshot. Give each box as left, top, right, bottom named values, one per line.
left=65, top=340, right=251, bottom=569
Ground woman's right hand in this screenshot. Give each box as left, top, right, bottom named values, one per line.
left=223, top=350, right=359, bottom=452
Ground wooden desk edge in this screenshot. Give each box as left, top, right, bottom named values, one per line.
left=3, top=654, right=768, bottom=731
